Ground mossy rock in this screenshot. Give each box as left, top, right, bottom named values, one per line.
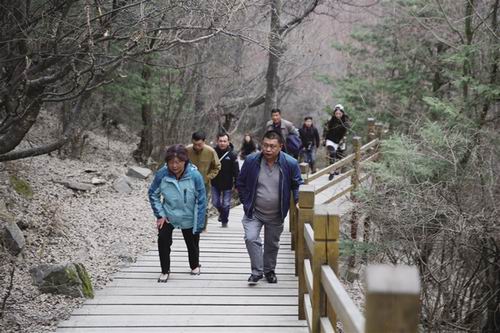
left=30, top=263, right=94, bottom=299
left=9, top=175, right=33, bottom=199
left=75, top=263, right=94, bottom=298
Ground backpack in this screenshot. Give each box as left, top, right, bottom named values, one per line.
left=286, top=133, right=302, bottom=156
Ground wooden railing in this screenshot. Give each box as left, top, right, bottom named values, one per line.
left=289, top=119, right=421, bottom=333
left=290, top=119, right=383, bottom=253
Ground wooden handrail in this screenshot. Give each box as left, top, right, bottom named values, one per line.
left=323, top=184, right=353, bottom=204
left=321, top=265, right=365, bottom=333
left=314, top=169, right=354, bottom=195
left=304, top=224, right=315, bottom=256
left=293, top=119, right=420, bottom=333
left=359, top=138, right=379, bottom=153
left=307, top=153, right=355, bottom=182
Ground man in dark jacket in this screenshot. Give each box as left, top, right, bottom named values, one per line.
left=236, top=130, right=303, bottom=285
left=299, top=116, right=320, bottom=173
left=211, top=133, right=240, bottom=228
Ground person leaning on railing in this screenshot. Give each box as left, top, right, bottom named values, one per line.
left=322, top=104, right=351, bottom=181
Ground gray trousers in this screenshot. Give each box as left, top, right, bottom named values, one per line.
left=242, top=214, right=284, bottom=276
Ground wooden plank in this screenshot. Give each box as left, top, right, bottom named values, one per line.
left=85, top=295, right=299, bottom=305
left=108, top=279, right=298, bottom=289
left=120, top=266, right=296, bottom=274
left=58, top=315, right=308, bottom=327
left=314, top=170, right=353, bottom=195
left=73, top=304, right=299, bottom=316
left=112, top=272, right=298, bottom=281
left=307, top=154, right=355, bottom=182
left=132, top=261, right=296, bottom=268
left=304, top=294, right=313, bottom=332
left=95, top=287, right=298, bottom=296
left=304, top=224, right=314, bottom=257
left=320, top=317, right=336, bottom=333
left=359, top=138, right=379, bottom=153
left=323, top=185, right=353, bottom=205
left=304, top=259, right=313, bottom=296
left=321, top=266, right=364, bottom=333
left=58, top=327, right=308, bottom=333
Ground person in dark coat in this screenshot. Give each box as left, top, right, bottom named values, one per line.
left=323, top=104, right=351, bottom=180
left=239, top=133, right=258, bottom=160
left=211, top=133, right=240, bottom=227
left=299, top=116, right=320, bottom=173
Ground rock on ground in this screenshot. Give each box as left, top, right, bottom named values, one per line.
left=126, top=166, right=152, bottom=179
left=3, top=222, right=25, bottom=255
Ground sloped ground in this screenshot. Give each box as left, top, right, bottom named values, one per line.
left=0, top=118, right=158, bottom=332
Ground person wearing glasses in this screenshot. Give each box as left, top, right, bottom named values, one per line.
left=236, top=130, right=303, bottom=285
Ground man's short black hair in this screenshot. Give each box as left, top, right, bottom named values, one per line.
left=304, top=116, right=313, bottom=121
left=192, top=131, right=206, bottom=141
left=262, top=130, right=284, bottom=144
left=271, top=108, right=281, bottom=115
left=217, top=132, right=229, bottom=140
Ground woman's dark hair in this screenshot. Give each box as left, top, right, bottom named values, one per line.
left=304, top=116, right=313, bottom=121
left=165, top=144, right=189, bottom=163
left=262, top=130, right=284, bottom=144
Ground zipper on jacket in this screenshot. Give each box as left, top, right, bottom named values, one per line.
left=184, top=188, right=187, bottom=204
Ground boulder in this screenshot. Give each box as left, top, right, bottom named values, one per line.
left=30, top=263, right=94, bottom=298
left=62, top=181, right=92, bottom=191
left=126, top=166, right=152, bottom=179
left=113, top=176, right=132, bottom=193
left=3, top=222, right=25, bottom=255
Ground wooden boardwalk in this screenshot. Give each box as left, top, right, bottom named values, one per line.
left=57, top=172, right=352, bottom=332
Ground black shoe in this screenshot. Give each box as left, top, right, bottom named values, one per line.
left=247, top=274, right=263, bottom=285
left=221, top=223, right=228, bottom=228
left=328, top=173, right=334, bottom=181
left=265, top=271, right=278, bottom=283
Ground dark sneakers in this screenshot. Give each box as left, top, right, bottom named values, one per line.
left=265, top=271, right=278, bottom=283
left=247, top=274, right=263, bottom=285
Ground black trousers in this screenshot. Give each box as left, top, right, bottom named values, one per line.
left=158, top=223, right=200, bottom=274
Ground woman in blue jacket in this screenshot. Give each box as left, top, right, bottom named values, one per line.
left=148, top=144, right=206, bottom=282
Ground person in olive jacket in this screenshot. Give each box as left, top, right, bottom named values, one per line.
left=211, top=133, right=240, bottom=227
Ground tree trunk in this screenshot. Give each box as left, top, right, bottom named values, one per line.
left=133, top=61, right=154, bottom=163
left=262, top=0, right=283, bottom=132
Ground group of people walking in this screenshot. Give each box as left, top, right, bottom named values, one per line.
left=148, top=104, right=351, bottom=284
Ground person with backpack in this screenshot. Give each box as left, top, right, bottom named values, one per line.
left=237, top=130, right=303, bottom=285
left=299, top=116, right=320, bottom=173
left=148, top=144, right=206, bottom=282
left=211, top=133, right=240, bottom=228
left=323, top=104, right=352, bottom=180
left=265, top=108, right=301, bottom=159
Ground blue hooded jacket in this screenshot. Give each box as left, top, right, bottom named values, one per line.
left=236, top=152, right=303, bottom=220
left=148, top=163, right=206, bottom=234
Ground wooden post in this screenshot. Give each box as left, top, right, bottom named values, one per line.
left=365, top=265, right=421, bottom=333
left=349, top=137, right=362, bottom=269
left=351, top=136, right=362, bottom=196
left=315, top=205, right=340, bottom=329
left=300, top=162, right=309, bottom=185
left=297, top=184, right=315, bottom=319
left=290, top=195, right=296, bottom=251
left=367, top=118, right=376, bottom=143
left=311, top=205, right=330, bottom=333
left=375, top=122, right=384, bottom=140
